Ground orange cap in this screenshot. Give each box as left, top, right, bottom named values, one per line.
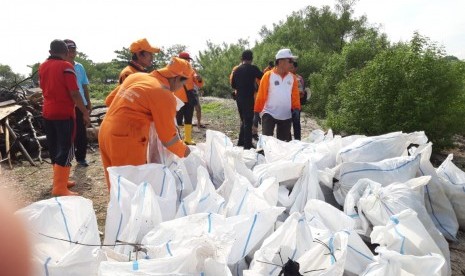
left=155, top=57, right=193, bottom=78
left=129, top=38, right=160, bottom=53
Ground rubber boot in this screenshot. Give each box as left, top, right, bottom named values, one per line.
left=52, top=164, right=78, bottom=196
left=67, top=179, right=76, bottom=188
left=184, top=124, right=196, bottom=145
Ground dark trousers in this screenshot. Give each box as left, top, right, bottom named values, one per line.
left=176, top=102, right=195, bottom=125
left=262, top=113, right=292, bottom=142
left=75, top=107, right=88, bottom=162
left=43, top=118, right=74, bottom=167
left=292, top=110, right=301, bottom=140
left=236, top=98, right=254, bottom=149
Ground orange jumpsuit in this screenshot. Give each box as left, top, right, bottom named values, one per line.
left=174, top=69, right=203, bottom=103
left=99, top=72, right=188, bottom=188
left=105, top=61, right=146, bottom=107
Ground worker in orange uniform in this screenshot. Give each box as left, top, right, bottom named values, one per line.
left=105, top=38, right=160, bottom=107
left=174, top=52, right=203, bottom=145
left=99, top=57, right=193, bottom=189
left=254, top=48, right=301, bottom=141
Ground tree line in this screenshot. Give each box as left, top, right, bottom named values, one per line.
left=1, top=0, right=464, bottom=149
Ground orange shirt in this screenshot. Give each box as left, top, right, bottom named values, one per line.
left=104, top=72, right=187, bottom=157
left=174, top=69, right=203, bottom=103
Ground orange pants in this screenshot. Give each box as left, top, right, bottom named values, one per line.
left=99, top=118, right=149, bottom=189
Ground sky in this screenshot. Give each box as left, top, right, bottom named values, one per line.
left=1, top=0, right=464, bottom=76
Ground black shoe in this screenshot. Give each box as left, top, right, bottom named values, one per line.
left=77, top=160, right=89, bottom=167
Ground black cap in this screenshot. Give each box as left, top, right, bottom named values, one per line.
left=64, top=39, right=77, bottom=49
left=241, top=50, right=253, bottom=61
left=50, top=39, right=68, bottom=54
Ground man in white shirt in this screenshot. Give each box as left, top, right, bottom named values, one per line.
left=254, top=48, right=301, bottom=141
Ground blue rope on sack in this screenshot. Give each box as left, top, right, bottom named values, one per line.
left=236, top=190, right=249, bottom=215
left=44, top=256, right=51, bottom=276
left=390, top=216, right=406, bottom=254
left=208, top=213, right=212, bottom=233
left=115, top=175, right=123, bottom=245
left=242, top=213, right=258, bottom=258
left=420, top=167, right=456, bottom=240
left=340, top=154, right=420, bottom=178
left=160, top=168, right=167, bottom=197
left=166, top=240, right=173, bottom=256
left=55, top=197, right=72, bottom=242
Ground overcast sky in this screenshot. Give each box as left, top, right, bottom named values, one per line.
left=1, top=0, right=464, bottom=75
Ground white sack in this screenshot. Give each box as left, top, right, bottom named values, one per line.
left=370, top=209, right=448, bottom=275
left=104, top=164, right=177, bottom=252
left=361, top=247, right=445, bottom=276
left=334, top=155, right=421, bottom=205
left=413, top=143, right=458, bottom=240
left=437, top=154, right=465, bottom=229
left=247, top=212, right=313, bottom=275
left=16, top=196, right=104, bottom=276
left=224, top=174, right=278, bottom=217
left=351, top=177, right=450, bottom=263
left=304, top=200, right=374, bottom=275
left=278, top=161, right=325, bottom=213
left=205, top=130, right=234, bottom=187
left=336, top=131, right=427, bottom=164
left=99, top=249, right=232, bottom=276
left=176, top=166, right=226, bottom=217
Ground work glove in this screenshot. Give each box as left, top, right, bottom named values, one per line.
left=253, top=112, right=261, bottom=125
left=291, top=109, right=300, bottom=118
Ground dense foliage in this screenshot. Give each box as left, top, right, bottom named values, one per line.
left=326, top=33, right=465, bottom=148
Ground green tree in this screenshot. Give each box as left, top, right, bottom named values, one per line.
left=327, top=33, right=465, bottom=149
left=309, top=30, right=388, bottom=117
left=0, top=64, right=22, bottom=88
left=197, top=39, right=249, bottom=97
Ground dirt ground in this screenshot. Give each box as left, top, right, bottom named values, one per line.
left=1, top=96, right=464, bottom=275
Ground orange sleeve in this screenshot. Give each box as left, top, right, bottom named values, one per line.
left=174, top=86, right=188, bottom=103
left=254, top=71, right=271, bottom=113
left=105, top=85, right=120, bottom=107
left=229, top=65, right=239, bottom=85
left=150, top=91, right=188, bottom=157
left=291, top=75, right=301, bottom=110
left=193, top=70, right=204, bottom=88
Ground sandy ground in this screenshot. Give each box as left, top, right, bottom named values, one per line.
left=1, top=96, right=464, bottom=274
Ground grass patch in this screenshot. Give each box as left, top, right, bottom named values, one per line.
left=201, top=101, right=236, bottom=117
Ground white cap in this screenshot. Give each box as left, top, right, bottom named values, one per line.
left=275, top=48, right=298, bottom=60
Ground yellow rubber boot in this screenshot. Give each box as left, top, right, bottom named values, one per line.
left=184, top=124, right=196, bottom=145
left=52, top=164, right=78, bottom=196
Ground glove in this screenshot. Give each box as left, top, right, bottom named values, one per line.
left=291, top=109, right=300, bottom=118
left=253, top=112, right=261, bottom=125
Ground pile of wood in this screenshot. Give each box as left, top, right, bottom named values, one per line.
left=0, top=82, right=106, bottom=168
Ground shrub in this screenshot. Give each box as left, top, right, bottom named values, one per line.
left=327, top=34, right=465, bottom=149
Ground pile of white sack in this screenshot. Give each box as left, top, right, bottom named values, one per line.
left=16, top=129, right=465, bottom=276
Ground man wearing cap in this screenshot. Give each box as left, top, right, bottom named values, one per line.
left=254, top=48, right=301, bottom=141
left=231, top=49, right=263, bottom=149
left=99, top=57, right=193, bottom=189
left=39, top=39, right=90, bottom=196
left=105, top=38, right=160, bottom=107
left=174, top=51, right=204, bottom=145
left=64, top=39, right=92, bottom=166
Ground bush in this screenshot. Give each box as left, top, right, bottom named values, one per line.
left=90, top=83, right=117, bottom=102
left=327, top=34, right=465, bottom=149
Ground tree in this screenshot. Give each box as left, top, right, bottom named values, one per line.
left=326, top=33, right=465, bottom=149
left=197, top=39, right=249, bottom=97
left=0, top=64, right=23, bottom=89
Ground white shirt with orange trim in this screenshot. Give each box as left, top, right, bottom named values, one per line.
left=263, top=71, right=295, bottom=120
